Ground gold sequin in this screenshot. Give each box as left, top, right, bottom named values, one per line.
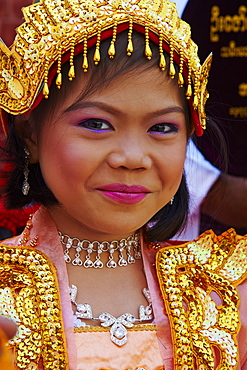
left=155, top=228, right=247, bottom=370
left=0, top=233, right=68, bottom=369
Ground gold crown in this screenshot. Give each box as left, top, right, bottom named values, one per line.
left=0, top=0, right=212, bottom=133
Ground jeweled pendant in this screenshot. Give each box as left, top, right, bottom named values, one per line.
left=110, top=322, right=128, bottom=346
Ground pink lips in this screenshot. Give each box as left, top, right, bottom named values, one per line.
left=97, top=183, right=151, bottom=204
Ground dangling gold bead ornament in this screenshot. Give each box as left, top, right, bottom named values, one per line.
left=186, top=52, right=193, bottom=99
left=94, top=29, right=101, bottom=65
left=145, top=26, right=152, bottom=60
left=169, top=41, right=176, bottom=78
left=178, top=47, right=184, bottom=87
left=108, top=22, right=117, bottom=59
left=159, top=30, right=166, bottom=71
left=68, top=37, right=75, bottom=81
left=82, top=36, right=88, bottom=72
left=43, top=59, right=50, bottom=99
left=56, top=48, right=62, bottom=89
left=127, top=18, right=133, bottom=56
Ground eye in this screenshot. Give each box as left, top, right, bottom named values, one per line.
left=148, top=123, right=178, bottom=134
left=78, top=118, right=113, bottom=131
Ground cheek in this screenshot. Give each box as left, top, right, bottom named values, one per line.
left=37, top=137, right=86, bottom=188
left=37, top=133, right=106, bottom=195
left=157, top=142, right=186, bottom=190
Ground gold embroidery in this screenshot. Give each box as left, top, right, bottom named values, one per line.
left=155, top=229, right=247, bottom=370
left=74, top=323, right=156, bottom=333
left=0, top=244, right=69, bottom=370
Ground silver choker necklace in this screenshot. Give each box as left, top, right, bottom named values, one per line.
left=70, top=284, right=153, bottom=346
left=59, top=231, right=141, bottom=268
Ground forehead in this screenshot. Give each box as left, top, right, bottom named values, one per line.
left=63, top=66, right=184, bottom=115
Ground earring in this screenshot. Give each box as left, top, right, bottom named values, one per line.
left=22, top=148, right=30, bottom=196
left=169, top=196, right=174, bottom=205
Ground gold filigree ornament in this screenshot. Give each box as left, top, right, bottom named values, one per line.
left=155, top=228, right=247, bottom=370
left=0, top=0, right=212, bottom=136
left=0, top=244, right=69, bottom=370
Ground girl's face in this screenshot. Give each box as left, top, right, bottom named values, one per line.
left=32, top=67, right=188, bottom=240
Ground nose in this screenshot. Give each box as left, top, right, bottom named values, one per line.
left=107, top=136, right=152, bottom=170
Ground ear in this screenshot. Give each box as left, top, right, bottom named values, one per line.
left=14, top=115, right=39, bottom=164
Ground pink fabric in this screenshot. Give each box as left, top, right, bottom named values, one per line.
left=141, top=238, right=174, bottom=370
left=74, top=327, right=163, bottom=370
left=3, top=207, right=247, bottom=369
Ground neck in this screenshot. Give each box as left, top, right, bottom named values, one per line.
left=48, top=206, right=141, bottom=242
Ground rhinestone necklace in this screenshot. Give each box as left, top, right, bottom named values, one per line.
left=59, top=231, right=141, bottom=268
left=70, top=284, right=153, bottom=346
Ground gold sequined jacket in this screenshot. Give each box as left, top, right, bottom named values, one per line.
left=0, top=207, right=247, bottom=370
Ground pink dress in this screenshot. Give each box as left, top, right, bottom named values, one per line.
left=1, top=206, right=247, bottom=370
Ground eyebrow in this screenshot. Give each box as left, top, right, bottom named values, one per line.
left=63, top=101, right=185, bottom=118
left=64, top=101, right=122, bottom=116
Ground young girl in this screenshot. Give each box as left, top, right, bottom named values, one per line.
left=0, top=0, right=247, bottom=369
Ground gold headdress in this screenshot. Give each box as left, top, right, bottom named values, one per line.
left=0, top=0, right=212, bottom=135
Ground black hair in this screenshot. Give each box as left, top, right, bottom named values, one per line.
left=1, top=30, right=194, bottom=242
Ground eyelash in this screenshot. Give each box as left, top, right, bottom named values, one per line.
left=78, top=118, right=113, bottom=131
left=78, top=118, right=178, bottom=134
left=148, top=123, right=178, bottom=134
